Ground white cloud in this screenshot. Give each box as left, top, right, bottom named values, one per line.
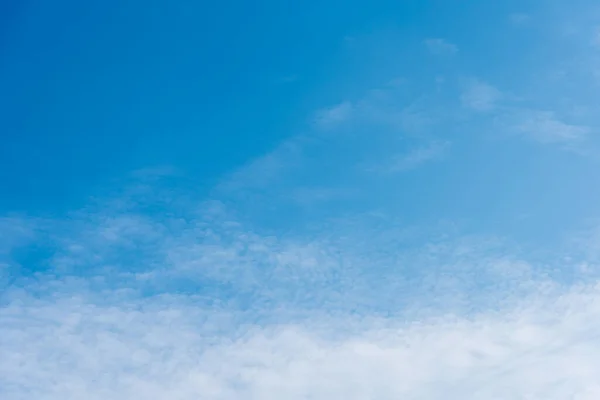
left=313, top=101, right=354, bottom=129
left=220, top=82, right=446, bottom=198
left=312, top=85, right=441, bottom=137
left=50, top=213, right=164, bottom=273
left=4, top=180, right=600, bottom=398
left=3, top=279, right=600, bottom=399
left=371, top=141, right=449, bottom=173
left=514, top=110, right=589, bottom=145
left=215, top=138, right=304, bottom=194
left=424, top=38, right=458, bottom=56
left=461, top=80, right=502, bottom=112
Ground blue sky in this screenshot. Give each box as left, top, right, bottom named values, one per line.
left=4, top=0, right=600, bottom=398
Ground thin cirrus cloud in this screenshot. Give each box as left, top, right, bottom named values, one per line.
left=460, top=80, right=502, bottom=112
left=424, top=38, right=458, bottom=56
left=216, top=81, right=448, bottom=201
left=312, top=90, right=437, bottom=136
left=512, top=110, right=590, bottom=146
left=313, top=101, right=354, bottom=130
left=458, top=78, right=594, bottom=152
left=366, top=140, right=449, bottom=173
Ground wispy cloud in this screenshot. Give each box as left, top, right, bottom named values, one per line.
left=455, top=74, right=595, bottom=153
left=424, top=38, right=458, bottom=56
left=289, top=186, right=354, bottom=206
left=310, top=82, right=446, bottom=138
left=313, top=101, right=354, bottom=129
left=513, top=110, right=590, bottom=145
left=215, top=138, right=304, bottom=194
left=461, top=80, right=502, bottom=112
left=369, top=141, right=449, bottom=173
left=219, top=82, right=447, bottom=199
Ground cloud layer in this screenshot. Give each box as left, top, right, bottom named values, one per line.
left=4, top=273, right=600, bottom=399
left=2, top=184, right=600, bottom=399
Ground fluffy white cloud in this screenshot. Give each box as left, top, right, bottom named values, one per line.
left=3, top=278, right=600, bottom=399
left=3, top=177, right=600, bottom=399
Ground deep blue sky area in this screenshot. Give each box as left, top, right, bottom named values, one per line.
left=1, top=0, right=387, bottom=212
left=1, top=0, right=540, bottom=214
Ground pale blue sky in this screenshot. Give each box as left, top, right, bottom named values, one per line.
left=3, top=0, right=600, bottom=398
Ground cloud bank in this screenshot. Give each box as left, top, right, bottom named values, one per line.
left=4, top=267, right=600, bottom=399
left=2, top=185, right=600, bottom=399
